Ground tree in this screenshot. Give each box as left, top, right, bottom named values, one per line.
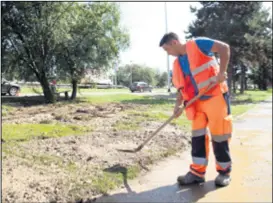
left=1, top=2, right=73, bottom=102
left=1, top=2, right=130, bottom=102
left=244, top=7, right=272, bottom=90
left=155, top=72, right=168, bottom=87
left=55, top=2, right=129, bottom=99
left=185, top=2, right=271, bottom=93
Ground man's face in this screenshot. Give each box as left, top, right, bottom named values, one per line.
left=162, top=40, right=180, bottom=56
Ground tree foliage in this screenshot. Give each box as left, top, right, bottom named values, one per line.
left=155, top=72, right=168, bottom=88
left=116, top=64, right=158, bottom=87
left=186, top=2, right=272, bottom=92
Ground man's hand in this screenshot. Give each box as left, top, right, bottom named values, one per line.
left=215, top=72, right=228, bottom=84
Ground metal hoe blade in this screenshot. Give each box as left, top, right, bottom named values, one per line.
left=117, top=145, right=144, bottom=153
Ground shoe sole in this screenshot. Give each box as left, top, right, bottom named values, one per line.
left=214, top=178, right=231, bottom=187
left=177, top=179, right=205, bottom=186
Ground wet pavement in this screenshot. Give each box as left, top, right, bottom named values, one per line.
left=94, top=98, right=272, bottom=203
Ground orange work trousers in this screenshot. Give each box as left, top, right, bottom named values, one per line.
left=189, top=92, right=232, bottom=178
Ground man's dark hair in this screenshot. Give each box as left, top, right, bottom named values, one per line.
left=159, top=32, right=179, bottom=47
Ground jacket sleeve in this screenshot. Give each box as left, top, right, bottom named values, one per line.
left=172, top=58, right=185, bottom=91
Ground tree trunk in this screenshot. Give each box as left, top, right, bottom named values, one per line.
left=244, top=76, right=248, bottom=90
left=229, top=65, right=237, bottom=94
left=40, top=74, right=55, bottom=103
left=227, top=65, right=233, bottom=94
left=232, top=79, right=236, bottom=94
left=240, top=65, right=246, bottom=94
left=71, top=79, right=77, bottom=100
left=262, top=66, right=268, bottom=90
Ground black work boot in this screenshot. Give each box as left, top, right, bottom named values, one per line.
left=177, top=172, right=205, bottom=185
left=215, top=174, right=231, bottom=187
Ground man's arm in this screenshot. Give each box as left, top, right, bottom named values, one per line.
left=210, top=40, right=230, bottom=74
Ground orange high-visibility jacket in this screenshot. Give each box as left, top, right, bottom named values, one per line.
left=172, top=39, right=228, bottom=120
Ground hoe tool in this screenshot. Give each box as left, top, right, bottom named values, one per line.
left=117, top=83, right=216, bottom=153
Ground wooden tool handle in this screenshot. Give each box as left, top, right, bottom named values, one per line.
left=139, top=83, right=217, bottom=148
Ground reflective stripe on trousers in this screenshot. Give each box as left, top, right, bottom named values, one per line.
left=192, top=128, right=209, bottom=137
left=192, top=156, right=208, bottom=166
left=216, top=161, right=231, bottom=169
left=211, top=134, right=231, bottom=142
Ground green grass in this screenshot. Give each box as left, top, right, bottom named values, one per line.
left=231, top=104, right=255, bottom=117
left=21, top=87, right=71, bottom=94
left=81, top=94, right=148, bottom=104
left=2, top=123, right=93, bottom=142
left=126, top=110, right=191, bottom=130
left=2, top=105, right=15, bottom=116
left=20, top=87, right=43, bottom=94
left=90, top=146, right=178, bottom=195
left=92, top=165, right=140, bottom=194
left=90, top=146, right=179, bottom=195
left=232, top=90, right=272, bottom=103
left=21, top=86, right=169, bottom=94
left=113, top=120, right=141, bottom=131
left=79, top=88, right=129, bottom=93
left=81, top=94, right=175, bottom=106
left=230, top=89, right=272, bottom=117
left=67, top=164, right=141, bottom=200
left=79, top=87, right=169, bottom=93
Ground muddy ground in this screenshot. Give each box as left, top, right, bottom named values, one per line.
left=2, top=100, right=191, bottom=203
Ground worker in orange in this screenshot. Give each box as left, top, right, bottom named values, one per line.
left=159, top=32, right=232, bottom=187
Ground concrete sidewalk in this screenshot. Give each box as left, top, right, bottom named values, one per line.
left=94, top=98, right=272, bottom=203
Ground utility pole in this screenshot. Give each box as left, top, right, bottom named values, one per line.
left=164, top=2, right=171, bottom=93
left=130, top=60, right=133, bottom=85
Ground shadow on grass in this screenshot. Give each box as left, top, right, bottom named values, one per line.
left=1, top=95, right=80, bottom=107
left=1, top=93, right=176, bottom=107
left=103, top=164, right=134, bottom=194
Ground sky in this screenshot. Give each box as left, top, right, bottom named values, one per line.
left=117, top=2, right=272, bottom=73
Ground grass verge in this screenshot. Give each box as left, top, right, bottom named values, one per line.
left=2, top=105, right=16, bottom=116
left=21, top=86, right=169, bottom=94
left=2, top=123, right=93, bottom=142
left=232, top=90, right=272, bottom=103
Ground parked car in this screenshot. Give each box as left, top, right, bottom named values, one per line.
left=1, top=78, right=21, bottom=96
left=129, top=82, right=152, bottom=93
